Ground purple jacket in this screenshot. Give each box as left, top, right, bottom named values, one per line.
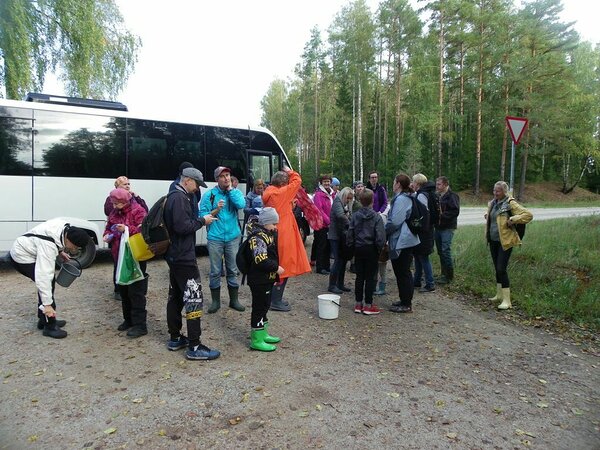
left=366, top=182, right=388, bottom=213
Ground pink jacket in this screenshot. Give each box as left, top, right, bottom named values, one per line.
left=313, top=186, right=335, bottom=227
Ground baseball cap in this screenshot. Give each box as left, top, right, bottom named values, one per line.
left=214, top=166, right=231, bottom=180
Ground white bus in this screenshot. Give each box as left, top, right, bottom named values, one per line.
left=0, top=93, right=290, bottom=267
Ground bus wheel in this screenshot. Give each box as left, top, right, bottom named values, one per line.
left=75, top=239, right=97, bottom=268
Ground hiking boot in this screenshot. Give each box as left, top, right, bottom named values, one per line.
left=328, top=285, right=343, bottom=294
left=43, top=323, right=67, bottom=339
left=362, top=304, right=381, bottom=315
left=419, top=285, right=436, bottom=293
left=126, top=326, right=148, bottom=338
left=354, top=303, right=363, bottom=314
left=167, top=335, right=189, bottom=351
left=389, top=305, right=412, bottom=313
left=37, top=318, right=66, bottom=330
left=117, top=321, right=132, bottom=331
left=391, top=300, right=402, bottom=307
left=186, top=344, right=221, bottom=360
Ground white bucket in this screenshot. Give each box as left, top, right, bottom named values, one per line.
left=318, top=294, right=340, bottom=320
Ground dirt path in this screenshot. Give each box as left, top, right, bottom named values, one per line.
left=0, top=250, right=598, bottom=449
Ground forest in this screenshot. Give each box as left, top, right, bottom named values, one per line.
left=259, top=0, right=600, bottom=197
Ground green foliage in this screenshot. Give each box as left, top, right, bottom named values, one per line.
left=260, top=0, right=599, bottom=197
left=450, top=216, right=600, bottom=331
left=0, top=0, right=141, bottom=99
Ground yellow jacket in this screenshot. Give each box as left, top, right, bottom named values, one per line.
left=486, top=197, right=533, bottom=250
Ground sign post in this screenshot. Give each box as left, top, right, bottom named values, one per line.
left=505, top=116, right=529, bottom=194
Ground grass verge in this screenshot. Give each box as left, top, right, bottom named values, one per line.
left=442, top=216, right=600, bottom=333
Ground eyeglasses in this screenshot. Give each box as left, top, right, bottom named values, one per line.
left=369, top=175, right=378, bottom=178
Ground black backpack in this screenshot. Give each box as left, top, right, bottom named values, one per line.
left=141, top=192, right=175, bottom=256
left=426, top=190, right=440, bottom=227
left=236, top=237, right=252, bottom=283
left=406, top=194, right=429, bottom=235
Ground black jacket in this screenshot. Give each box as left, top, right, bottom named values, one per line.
left=246, top=222, right=279, bottom=285
left=414, top=183, right=436, bottom=255
left=164, top=185, right=206, bottom=266
left=347, top=207, right=385, bottom=253
left=437, top=188, right=460, bottom=230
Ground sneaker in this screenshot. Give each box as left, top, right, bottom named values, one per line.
left=354, top=303, right=363, bottom=314
left=167, top=335, right=189, bottom=351
left=186, top=344, right=221, bottom=361
left=419, top=286, right=436, bottom=293
left=362, top=304, right=381, bottom=315
left=328, top=285, right=343, bottom=294
left=389, top=305, right=412, bottom=313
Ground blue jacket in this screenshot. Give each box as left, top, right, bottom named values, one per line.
left=385, top=192, right=420, bottom=259
left=199, top=186, right=245, bottom=242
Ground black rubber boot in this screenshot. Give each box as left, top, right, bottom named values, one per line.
left=37, top=318, right=66, bottom=330
left=328, top=273, right=343, bottom=294
left=208, top=288, right=221, bottom=314
left=43, top=323, right=67, bottom=339
left=228, top=286, right=245, bottom=311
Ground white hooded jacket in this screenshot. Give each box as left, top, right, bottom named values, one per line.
left=10, top=219, right=69, bottom=306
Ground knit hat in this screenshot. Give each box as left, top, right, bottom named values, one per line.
left=258, top=207, right=279, bottom=226
left=182, top=167, right=208, bottom=188
left=66, top=227, right=91, bottom=248
left=178, top=161, right=194, bottom=173
left=332, top=177, right=340, bottom=186
left=352, top=180, right=364, bottom=189
left=109, top=188, right=131, bottom=203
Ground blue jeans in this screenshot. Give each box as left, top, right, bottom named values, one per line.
left=207, top=237, right=240, bottom=290
left=414, top=254, right=434, bottom=288
left=435, top=229, right=455, bottom=269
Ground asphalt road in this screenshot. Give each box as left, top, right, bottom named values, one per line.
left=458, top=206, right=600, bottom=226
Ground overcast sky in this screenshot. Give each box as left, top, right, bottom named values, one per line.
left=44, top=0, right=600, bottom=128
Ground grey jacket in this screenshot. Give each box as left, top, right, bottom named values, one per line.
left=347, top=207, right=386, bottom=253
left=327, top=196, right=350, bottom=240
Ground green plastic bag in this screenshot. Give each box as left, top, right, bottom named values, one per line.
left=115, top=227, right=144, bottom=285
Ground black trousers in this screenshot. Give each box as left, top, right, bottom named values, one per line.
left=354, top=246, right=379, bottom=304
left=312, top=227, right=331, bottom=271
left=166, top=264, right=203, bottom=349
left=391, top=248, right=414, bottom=307
left=250, top=282, right=274, bottom=328
left=9, top=255, right=57, bottom=325
left=489, top=240, right=513, bottom=287
left=118, top=261, right=148, bottom=327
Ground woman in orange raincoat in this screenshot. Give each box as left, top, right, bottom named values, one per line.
left=262, top=167, right=311, bottom=311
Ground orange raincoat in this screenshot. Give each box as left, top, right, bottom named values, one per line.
left=262, top=170, right=311, bottom=279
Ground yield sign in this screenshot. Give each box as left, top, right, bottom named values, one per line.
left=506, top=116, right=529, bottom=145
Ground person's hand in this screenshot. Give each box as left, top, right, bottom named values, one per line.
left=276, top=266, right=285, bottom=275
left=217, top=199, right=225, bottom=209
left=43, top=305, right=56, bottom=318
left=116, top=224, right=126, bottom=232
left=59, top=251, right=71, bottom=261
left=484, top=213, right=488, bottom=220
left=282, top=164, right=291, bottom=173
left=507, top=218, right=513, bottom=226
left=203, top=214, right=218, bottom=225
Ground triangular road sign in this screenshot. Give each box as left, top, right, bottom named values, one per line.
left=506, top=116, right=528, bottom=145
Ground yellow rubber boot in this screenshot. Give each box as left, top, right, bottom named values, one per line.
left=488, top=283, right=503, bottom=301
left=498, top=288, right=512, bottom=310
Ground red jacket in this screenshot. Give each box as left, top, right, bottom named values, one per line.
left=104, top=202, right=147, bottom=261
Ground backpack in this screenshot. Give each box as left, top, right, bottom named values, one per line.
left=406, top=194, right=429, bottom=235
left=425, top=190, right=440, bottom=227
left=141, top=192, right=175, bottom=256
left=236, top=236, right=252, bottom=280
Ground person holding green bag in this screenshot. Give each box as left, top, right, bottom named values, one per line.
left=104, top=188, right=149, bottom=338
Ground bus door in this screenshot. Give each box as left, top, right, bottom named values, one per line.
left=247, top=150, right=277, bottom=193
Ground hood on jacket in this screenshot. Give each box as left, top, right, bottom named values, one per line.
left=354, top=206, right=378, bottom=221
left=419, top=181, right=436, bottom=194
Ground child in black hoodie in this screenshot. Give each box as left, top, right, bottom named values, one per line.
left=347, top=189, right=386, bottom=315
left=246, top=207, right=285, bottom=351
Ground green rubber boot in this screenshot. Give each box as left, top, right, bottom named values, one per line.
left=207, top=288, right=221, bottom=314
left=264, top=322, right=280, bottom=344
left=250, top=328, right=276, bottom=352
left=228, top=286, right=245, bottom=311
